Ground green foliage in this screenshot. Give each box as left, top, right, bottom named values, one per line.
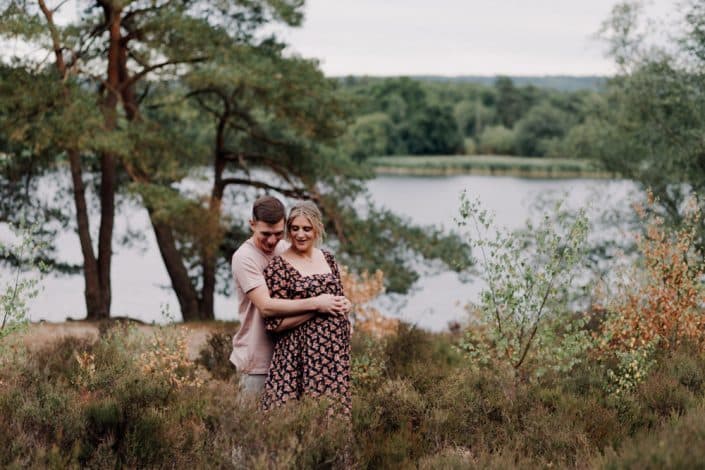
left=343, top=112, right=394, bottom=161
left=342, top=76, right=610, bottom=160
left=456, top=193, right=592, bottom=379
left=398, top=104, right=464, bottom=155
left=494, top=76, right=538, bottom=128
left=350, top=333, right=387, bottom=390
left=595, top=1, right=705, bottom=250
left=478, top=125, right=517, bottom=155
left=463, top=137, right=477, bottom=155
left=2, top=323, right=705, bottom=466
left=0, top=219, right=46, bottom=345
left=454, top=98, right=495, bottom=137
left=344, top=77, right=464, bottom=156
left=336, top=204, right=472, bottom=293
left=558, top=116, right=613, bottom=159
left=514, top=103, right=574, bottom=157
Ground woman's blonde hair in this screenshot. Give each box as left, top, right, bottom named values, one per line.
left=286, top=201, right=325, bottom=245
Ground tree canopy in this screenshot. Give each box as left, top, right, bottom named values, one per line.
left=0, top=0, right=471, bottom=321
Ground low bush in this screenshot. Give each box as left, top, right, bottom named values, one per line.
left=196, top=331, right=237, bottom=381
left=1, top=321, right=704, bottom=467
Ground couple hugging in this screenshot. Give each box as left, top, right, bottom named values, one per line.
left=229, top=195, right=352, bottom=415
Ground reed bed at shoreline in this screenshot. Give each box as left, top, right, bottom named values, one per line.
left=371, top=155, right=615, bottom=179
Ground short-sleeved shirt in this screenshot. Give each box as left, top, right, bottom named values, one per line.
left=229, top=238, right=288, bottom=374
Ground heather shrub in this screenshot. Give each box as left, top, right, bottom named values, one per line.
left=2, top=314, right=705, bottom=467
left=350, top=332, right=386, bottom=390
left=598, top=404, right=705, bottom=469
left=0, top=325, right=213, bottom=468
left=196, top=331, right=237, bottom=381
left=208, top=391, right=350, bottom=469
left=423, top=368, right=511, bottom=450
left=353, top=378, right=427, bottom=467
left=383, top=323, right=463, bottom=393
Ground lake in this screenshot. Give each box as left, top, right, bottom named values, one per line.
left=11, top=174, right=637, bottom=330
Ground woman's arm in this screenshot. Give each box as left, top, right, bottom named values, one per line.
left=247, top=285, right=347, bottom=318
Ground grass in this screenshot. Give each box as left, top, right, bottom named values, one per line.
left=1, top=322, right=704, bottom=468
left=370, top=155, right=615, bottom=179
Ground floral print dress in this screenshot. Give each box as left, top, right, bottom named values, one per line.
left=261, top=250, right=352, bottom=416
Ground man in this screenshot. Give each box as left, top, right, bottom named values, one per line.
left=229, top=195, right=349, bottom=395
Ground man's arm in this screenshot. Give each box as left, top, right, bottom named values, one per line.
left=246, top=285, right=349, bottom=318
left=271, top=313, right=316, bottom=332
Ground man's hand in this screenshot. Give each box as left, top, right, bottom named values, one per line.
left=314, top=294, right=352, bottom=315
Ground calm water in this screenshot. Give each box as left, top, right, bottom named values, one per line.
left=11, top=174, right=636, bottom=330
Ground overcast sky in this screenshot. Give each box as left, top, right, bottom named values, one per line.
left=274, top=0, right=678, bottom=77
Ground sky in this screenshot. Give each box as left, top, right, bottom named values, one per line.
left=273, top=0, right=679, bottom=77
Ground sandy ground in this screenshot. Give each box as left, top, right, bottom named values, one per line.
left=21, top=320, right=240, bottom=360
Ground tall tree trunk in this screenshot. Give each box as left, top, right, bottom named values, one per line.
left=148, top=213, right=203, bottom=321
left=39, top=0, right=111, bottom=319
left=87, top=5, right=123, bottom=319
left=68, top=149, right=105, bottom=317
left=197, top=124, right=228, bottom=321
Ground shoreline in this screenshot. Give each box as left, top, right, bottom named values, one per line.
left=370, top=155, right=617, bottom=179
left=374, top=166, right=616, bottom=179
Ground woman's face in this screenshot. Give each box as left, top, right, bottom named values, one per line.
left=288, top=215, right=317, bottom=253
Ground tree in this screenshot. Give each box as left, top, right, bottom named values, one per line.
left=494, top=76, right=536, bottom=128
left=596, top=0, right=705, bottom=245
left=343, top=112, right=394, bottom=161
left=478, top=125, right=516, bottom=155
left=453, top=98, right=495, bottom=138
left=514, top=103, right=573, bottom=157
left=1, top=2, right=472, bottom=321
left=399, top=104, right=463, bottom=155
left=0, top=0, right=306, bottom=319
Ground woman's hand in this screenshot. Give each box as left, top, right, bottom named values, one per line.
left=314, top=294, right=352, bottom=315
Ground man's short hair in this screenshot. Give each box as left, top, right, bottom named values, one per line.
left=252, top=195, right=286, bottom=224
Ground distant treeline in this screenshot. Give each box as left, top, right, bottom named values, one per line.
left=339, top=76, right=609, bottom=160
left=338, top=75, right=607, bottom=92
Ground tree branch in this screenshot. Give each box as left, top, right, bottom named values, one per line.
left=121, top=57, right=207, bottom=91
left=220, top=178, right=310, bottom=199
left=37, top=0, right=66, bottom=76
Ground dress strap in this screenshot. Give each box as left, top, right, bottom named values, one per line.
left=322, top=250, right=340, bottom=280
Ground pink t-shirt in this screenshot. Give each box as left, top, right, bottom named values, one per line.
left=229, top=238, right=287, bottom=374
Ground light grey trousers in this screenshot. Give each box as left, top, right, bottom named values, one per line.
left=238, top=373, right=266, bottom=396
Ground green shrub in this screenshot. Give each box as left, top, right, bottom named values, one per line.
left=457, top=194, right=592, bottom=380
left=599, top=404, right=705, bottom=469
left=354, top=379, right=427, bottom=467
left=1, top=325, right=705, bottom=467
left=478, top=125, right=516, bottom=155
left=196, top=331, right=236, bottom=381
left=464, top=137, right=477, bottom=155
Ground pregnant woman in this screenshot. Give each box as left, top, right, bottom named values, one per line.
left=261, top=201, right=351, bottom=416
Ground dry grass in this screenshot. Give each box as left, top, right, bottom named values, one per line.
left=22, top=320, right=238, bottom=360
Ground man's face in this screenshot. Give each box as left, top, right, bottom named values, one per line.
left=250, top=219, right=285, bottom=255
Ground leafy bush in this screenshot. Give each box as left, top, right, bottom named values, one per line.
left=514, top=103, right=574, bottom=157
left=0, top=219, right=47, bottom=345
left=463, top=137, right=478, bottom=155
left=478, top=125, right=516, bottom=155
left=456, top=193, right=592, bottom=380
left=596, top=193, right=705, bottom=396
